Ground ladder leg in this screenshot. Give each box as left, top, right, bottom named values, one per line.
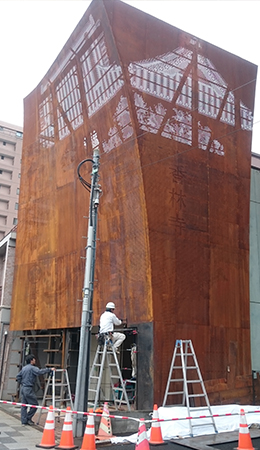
left=52, top=371, right=55, bottom=409
left=163, top=340, right=179, bottom=407
left=88, top=344, right=104, bottom=409
left=65, top=370, right=74, bottom=410
left=89, top=345, right=102, bottom=380
left=107, top=346, right=130, bottom=411
left=36, top=368, right=73, bottom=425
left=180, top=341, right=193, bottom=437
left=88, top=337, right=131, bottom=411
left=36, top=375, right=51, bottom=425
left=93, top=345, right=107, bottom=411
left=162, top=339, right=217, bottom=437
left=189, top=342, right=218, bottom=434
left=182, top=341, right=189, bottom=407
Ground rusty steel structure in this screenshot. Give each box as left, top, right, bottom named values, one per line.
left=10, top=0, right=257, bottom=408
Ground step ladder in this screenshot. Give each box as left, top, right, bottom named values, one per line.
left=88, top=335, right=131, bottom=411
left=37, top=368, right=74, bottom=424
left=163, top=339, right=217, bottom=437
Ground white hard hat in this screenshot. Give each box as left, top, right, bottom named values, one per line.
left=106, top=302, right=115, bottom=309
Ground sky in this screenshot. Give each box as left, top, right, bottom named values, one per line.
left=0, top=0, right=259, bottom=153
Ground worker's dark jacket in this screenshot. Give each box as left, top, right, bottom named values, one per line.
left=16, top=364, right=51, bottom=387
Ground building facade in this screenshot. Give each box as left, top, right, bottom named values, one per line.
left=0, top=227, right=22, bottom=400
left=9, top=0, right=257, bottom=408
left=0, top=121, right=23, bottom=240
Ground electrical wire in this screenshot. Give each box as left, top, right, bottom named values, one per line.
left=77, top=158, right=93, bottom=192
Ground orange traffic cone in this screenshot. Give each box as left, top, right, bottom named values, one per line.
left=237, top=409, right=254, bottom=450
left=55, top=407, right=77, bottom=449
left=149, top=404, right=164, bottom=445
left=80, top=410, right=96, bottom=450
left=135, top=419, right=150, bottom=450
left=96, top=402, right=114, bottom=440
left=36, top=405, right=56, bottom=449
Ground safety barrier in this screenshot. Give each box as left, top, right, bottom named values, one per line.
left=1, top=399, right=260, bottom=424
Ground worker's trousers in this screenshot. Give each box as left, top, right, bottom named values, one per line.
left=112, top=332, right=126, bottom=349
left=20, top=385, right=38, bottom=424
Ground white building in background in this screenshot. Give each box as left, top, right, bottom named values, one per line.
left=0, top=121, right=23, bottom=239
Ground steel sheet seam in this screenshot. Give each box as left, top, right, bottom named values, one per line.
left=0, top=400, right=260, bottom=423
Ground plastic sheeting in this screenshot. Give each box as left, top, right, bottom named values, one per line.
left=111, top=405, right=260, bottom=443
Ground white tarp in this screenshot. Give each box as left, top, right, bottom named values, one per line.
left=111, top=404, right=260, bottom=444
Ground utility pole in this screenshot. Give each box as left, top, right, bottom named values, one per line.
left=74, top=131, right=101, bottom=436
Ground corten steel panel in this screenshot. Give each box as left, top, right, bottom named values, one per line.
left=10, top=0, right=257, bottom=405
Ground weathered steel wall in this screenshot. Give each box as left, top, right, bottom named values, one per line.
left=10, top=0, right=257, bottom=404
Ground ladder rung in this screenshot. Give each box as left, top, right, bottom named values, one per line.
left=170, top=378, right=183, bottom=382
left=186, top=366, right=198, bottom=369
left=166, top=391, right=183, bottom=395
left=192, top=422, right=215, bottom=427
left=37, top=369, right=73, bottom=426
left=188, top=393, right=204, bottom=398
left=191, top=407, right=210, bottom=411
left=88, top=344, right=131, bottom=412
left=187, top=380, right=201, bottom=383
left=45, top=395, right=70, bottom=400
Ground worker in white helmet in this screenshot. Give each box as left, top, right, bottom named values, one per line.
left=99, top=302, right=126, bottom=352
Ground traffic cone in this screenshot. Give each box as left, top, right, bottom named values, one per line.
left=236, top=409, right=254, bottom=450
left=80, top=410, right=96, bottom=450
left=149, top=404, right=164, bottom=445
left=55, top=407, right=78, bottom=449
left=36, top=405, right=56, bottom=449
left=96, top=402, right=114, bottom=440
left=135, top=419, right=150, bottom=450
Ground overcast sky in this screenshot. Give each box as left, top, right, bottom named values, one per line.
left=0, top=1, right=259, bottom=153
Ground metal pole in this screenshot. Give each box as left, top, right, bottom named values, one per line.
left=52, top=370, right=55, bottom=409
left=74, top=132, right=101, bottom=437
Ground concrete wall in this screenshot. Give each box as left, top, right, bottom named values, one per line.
left=250, top=165, right=260, bottom=371
left=0, top=231, right=23, bottom=399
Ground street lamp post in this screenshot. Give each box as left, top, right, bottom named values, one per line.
left=73, top=132, right=101, bottom=436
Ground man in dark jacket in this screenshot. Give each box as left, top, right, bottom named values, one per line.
left=16, top=354, right=54, bottom=426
